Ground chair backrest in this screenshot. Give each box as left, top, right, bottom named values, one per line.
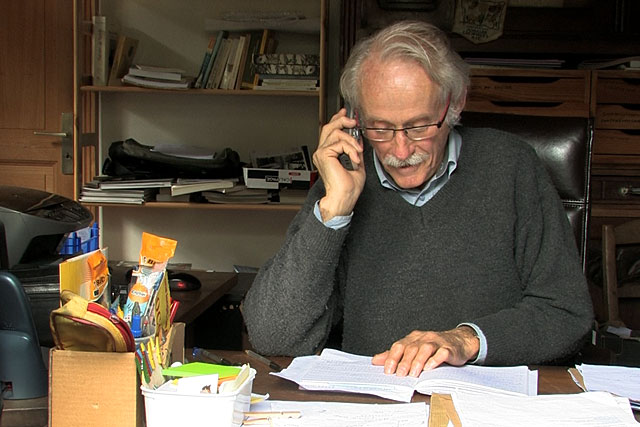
left=0, top=271, right=48, bottom=399
left=461, top=112, right=593, bottom=271
left=602, top=218, right=640, bottom=327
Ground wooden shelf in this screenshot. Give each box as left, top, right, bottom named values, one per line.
left=80, top=85, right=320, bottom=97
left=81, top=201, right=302, bottom=211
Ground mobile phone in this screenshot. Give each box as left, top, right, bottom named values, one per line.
left=339, top=104, right=359, bottom=171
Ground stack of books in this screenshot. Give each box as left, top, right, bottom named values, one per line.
left=254, top=53, right=319, bottom=91
left=79, top=177, right=173, bottom=204
left=122, top=65, right=194, bottom=89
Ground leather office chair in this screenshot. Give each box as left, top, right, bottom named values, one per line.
left=602, top=218, right=640, bottom=328
left=461, top=112, right=593, bottom=272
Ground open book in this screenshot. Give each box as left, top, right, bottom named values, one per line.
left=273, top=349, right=538, bottom=402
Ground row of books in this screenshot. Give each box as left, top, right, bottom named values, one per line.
left=193, top=29, right=276, bottom=90
left=79, top=177, right=307, bottom=205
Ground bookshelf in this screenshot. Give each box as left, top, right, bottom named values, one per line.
left=73, top=0, right=326, bottom=270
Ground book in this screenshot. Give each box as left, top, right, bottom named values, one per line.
left=121, top=74, right=193, bottom=90
left=98, top=177, right=174, bottom=190
left=202, top=188, right=271, bottom=204
left=201, top=31, right=227, bottom=88
left=108, top=35, right=139, bottom=86
left=170, top=179, right=236, bottom=196
left=246, top=29, right=275, bottom=88
left=578, top=55, right=640, bottom=70
left=92, top=16, right=109, bottom=86
left=128, top=65, right=184, bottom=81
left=238, top=30, right=265, bottom=89
left=273, top=348, right=538, bottom=403
left=233, top=34, right=252, bottom=90
left=194, top=35, right=217, bottom=89
left=155, top=188, right=192, bottom=202
left=206, top=38, right=232, bottom=89
left=219, top=37, right=241, bottom=90
left=256, top=76, right=319, bottom=91
left=79, top=184, right=156, bottom=204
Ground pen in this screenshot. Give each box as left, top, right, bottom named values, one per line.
left=245, top=349, right=282, bottom=371
left=192, top=347, right=235, bottom=366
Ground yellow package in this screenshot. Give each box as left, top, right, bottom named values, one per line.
left=123, top=233, right=177, bottom=336
left=59, top=248, right=110, bottom=308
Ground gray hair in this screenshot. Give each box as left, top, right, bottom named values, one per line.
left=339, top=20, right=469, bottom=127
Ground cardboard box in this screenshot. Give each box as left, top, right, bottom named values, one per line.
left=243, top=167, right=316, bottom=190
left=48, top=323, right=185, bottom=427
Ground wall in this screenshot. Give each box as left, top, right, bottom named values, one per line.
left=98, top=0, right=323, bottom=271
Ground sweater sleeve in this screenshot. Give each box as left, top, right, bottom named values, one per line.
left=473, top=155, right=594, bottom=365
left=242, top=181, right=348, bottom=356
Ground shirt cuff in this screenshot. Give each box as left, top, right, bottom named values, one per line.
left=458, top=322, right=487, bottom=365
left=313, top=200, right=352, bottom=229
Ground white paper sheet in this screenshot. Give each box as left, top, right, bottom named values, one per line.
left=248, top=400, right=428, bottom=426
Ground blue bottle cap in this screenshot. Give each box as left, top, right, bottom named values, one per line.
left=131, top=314, right=142, bottom=338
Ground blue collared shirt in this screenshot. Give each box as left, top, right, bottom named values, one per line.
left=312, top=129, right=487, bottom=364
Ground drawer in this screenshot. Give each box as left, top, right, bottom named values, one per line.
left=595, top=71, right=640, bottom=104
left=592, top=129, right=640, bottom=170
left=466, top=69, right=590, bottom=117
left=595, top=104, right=640, bottom=130
left=591, top=176, right=640, bottom=203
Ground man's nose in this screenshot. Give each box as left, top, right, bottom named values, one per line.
left=391, top=130, right=414, bottom=160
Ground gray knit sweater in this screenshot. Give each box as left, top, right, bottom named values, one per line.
left=242, top=126, right=594, bottom=365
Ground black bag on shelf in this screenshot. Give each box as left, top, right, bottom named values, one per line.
left=102, top=138, right=243, bottom=179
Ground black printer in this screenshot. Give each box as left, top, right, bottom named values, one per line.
left=0, top=185, right=93, bottom=347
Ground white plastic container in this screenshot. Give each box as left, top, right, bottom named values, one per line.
left=141, top=368, right=256, bottom=427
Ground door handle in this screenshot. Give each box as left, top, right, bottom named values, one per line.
left=33, top=112, right=73, bottom=175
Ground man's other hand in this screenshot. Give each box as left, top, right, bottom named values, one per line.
left=371, top=326, right=480, bottom=377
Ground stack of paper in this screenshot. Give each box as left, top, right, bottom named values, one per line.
left=273, top=349, right=537, bottom=403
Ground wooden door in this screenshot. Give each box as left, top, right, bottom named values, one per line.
left=0, top=0, right=75, bottom=199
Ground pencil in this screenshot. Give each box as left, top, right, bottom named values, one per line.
left=245, top=349, right=282, bottom=371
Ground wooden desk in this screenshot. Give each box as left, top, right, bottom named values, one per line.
left=0, top=350, right=631, bottom=427
left=214, top=351, right=584, bottom=404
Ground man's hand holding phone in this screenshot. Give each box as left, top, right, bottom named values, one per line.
left=313, top=107, right=366, bottom=222
left=338, top=104, right=360, bottom=171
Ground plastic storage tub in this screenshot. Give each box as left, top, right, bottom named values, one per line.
left=141, top=368, right=256, bottom=427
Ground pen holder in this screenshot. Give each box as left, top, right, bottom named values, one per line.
left=141, top=367, right=256, bottom=427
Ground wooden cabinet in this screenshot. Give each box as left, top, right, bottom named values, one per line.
left=467, top=68, right=591, bottom=118
left=589, top=70, right=640, bottom=239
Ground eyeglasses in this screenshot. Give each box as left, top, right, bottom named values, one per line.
left=360, top=97, right=450, bottom=143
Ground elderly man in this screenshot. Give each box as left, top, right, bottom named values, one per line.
left=242, top=20, right=593, bottom=377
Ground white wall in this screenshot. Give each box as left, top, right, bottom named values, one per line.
left=98, top=0, right=323, bottom=271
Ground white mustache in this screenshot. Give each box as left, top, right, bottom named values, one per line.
left=383, top=152, right=430, bottom=168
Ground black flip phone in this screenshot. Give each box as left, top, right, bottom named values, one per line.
left=339, top=104, right=359, bottom=171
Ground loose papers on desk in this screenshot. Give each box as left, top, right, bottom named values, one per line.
left=451, top=391, right=638, bottom=427
left=272, top=348, right=537, bottom=403
left=570, top=363, right=640, bottom=409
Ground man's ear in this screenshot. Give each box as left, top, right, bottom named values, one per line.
left=455, top=88, right=467, bottom=114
